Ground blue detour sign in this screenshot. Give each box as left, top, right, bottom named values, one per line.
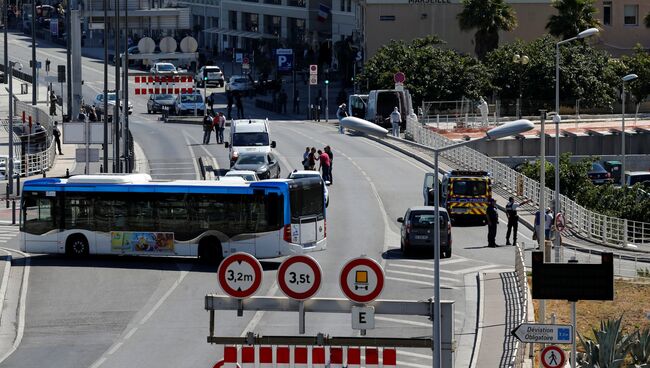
left=277, top=49, right=293, bottom=72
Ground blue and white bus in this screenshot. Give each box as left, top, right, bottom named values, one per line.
left=20, top=174, right=326, bottom=262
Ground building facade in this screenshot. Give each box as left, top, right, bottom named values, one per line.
left=361, top=0, right=650, bottom=59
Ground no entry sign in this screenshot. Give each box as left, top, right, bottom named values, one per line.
left=339, top=257, right=385, bottom=303
left=277, top=255, right=322, bottom=300
left=217, top=253, right=263, bottom=299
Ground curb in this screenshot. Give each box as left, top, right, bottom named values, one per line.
left=470, top=272, right=485, bottom=368
left=0, top=251, right=11, bottom=324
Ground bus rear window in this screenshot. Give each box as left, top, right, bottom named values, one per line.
left=290, top=179, right=324, bottom=218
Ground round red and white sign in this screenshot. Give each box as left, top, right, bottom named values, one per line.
left=309, top=64, right=318, bottom=74
left=243, top=57, right=250, bottom=65
left=217, top=252, right=263, bottom=299
left=339, top=257, right=385, bottom=304
left=394, top=72, right=406, bottom=84
left=555, top=212, right=566, bottom=232
left=540, top=345, right=566, bottom=368
left=277, top=255, right=322, bottom=300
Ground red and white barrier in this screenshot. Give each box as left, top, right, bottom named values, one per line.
left=132, top=75, right=194, bottom=95
left=216, top=346, right=398, bottom=367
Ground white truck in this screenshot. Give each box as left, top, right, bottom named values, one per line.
left=347, top=88, right=416, bottom=130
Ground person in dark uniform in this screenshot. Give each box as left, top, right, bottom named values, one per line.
left=505, top=197, right=531, bottom=245
left=486, top=198, right=498, bottom=247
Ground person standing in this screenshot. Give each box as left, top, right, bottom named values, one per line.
left=534, top=207, right=554, bottom=249
left=202, top=114, right=213, bottom=144
left=302, top=147, right=310, bottom=170
left=505, top=197, right=532, bottom=245
left=336, top=103, right=347, bottom=134
left=226, top=89, right=234, bottom=120
left=212, top=113, right=220, bottom=143
left=217, top=112, right=226, bottom=144
left=390, top=106, right=401, bottom=137
left=324, top=145, right=334, bottom=184
left=49, top=91, right=58, bottom=116
left=279, top=89, right=288, bottom=114
left=317, top=149, right=330, bottom=183
left=53, top=122, right=63, bottom=155
left=486, top=199, right=498, bottom=247
left=308, top=147, right=316, bottom=170
left=235, top=92, right=244, bottom=119
left=294, top=93, right=300, bottom=114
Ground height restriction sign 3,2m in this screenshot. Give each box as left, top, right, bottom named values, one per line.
left=217, top=253, right=263, bottom=299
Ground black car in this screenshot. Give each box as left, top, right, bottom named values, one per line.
left=587, top=162, right=613, bottom=185
left=231, top=152, right=281, bottom=180
left=146, top=94, right=176, bottom=114
left=397, top=206, right=452, bottom=258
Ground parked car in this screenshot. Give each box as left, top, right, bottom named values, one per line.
left=147, top=94, right=176, bottom=114
left=224, top=170, right=259, bottom=182
left=587, top=162, right=613, bottom=185
left=231, top=152, right=280, bottom=180
left=624, top=171, right=650, bottom=187
left=397, top=206, right=452, bottom=258
left=92, top=91, right=133, bottom=115
left=287, top=170, right=329, bottom=206
left=150, top=62, right=177, bottom=74
left=226, top=75, right=254, bottom=94
left=173, top=92, right=205, bottom=116
left=195, top=66, right=225, bottom=88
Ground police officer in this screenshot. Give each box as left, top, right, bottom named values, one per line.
left=505, top=197, right=531, bottom=245
left=486, top=198, right=498, bottom=247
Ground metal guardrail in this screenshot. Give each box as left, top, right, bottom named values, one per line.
left=511, top=243, right=529, bottom=368
left=406, top=119, right=650, bottom=251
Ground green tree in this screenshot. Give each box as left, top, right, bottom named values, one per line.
left=457, top=0, right=518, bottom=60
left=546, top=0, right=600, bottom=40
left=618, top=46, right=650, bottom=115
left=518, top=153, right=594, bottom=200
left=483, top=36, right=618, bottom=109
left=357, top=36, right=491, bottom=106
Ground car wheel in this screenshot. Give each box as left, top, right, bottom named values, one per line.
left=147, top=108, right=151, bottom=114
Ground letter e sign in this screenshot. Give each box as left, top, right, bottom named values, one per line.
left=351, top=306, right=375, bottom=330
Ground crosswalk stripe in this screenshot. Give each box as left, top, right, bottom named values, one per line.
left=375, top=316, right=432, bottom=328
left=396, top=360, right=431, bottom=368
left=388, top=263, right=457, bottom=275
left=451, top=264, right=504, bottom=274
left=393, top=257, right=467, bottom=266
left=386, top=269, right=458, bottom=283
left=386, top=276, right=456, bottom=289
left=397, top=350, right=433, bottom=359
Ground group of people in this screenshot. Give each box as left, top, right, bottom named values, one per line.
left=202, top=111, right=227, bottom=144
left=302, top=146, right=334, bottom=184
left=485, top=196, right=554, bottom=248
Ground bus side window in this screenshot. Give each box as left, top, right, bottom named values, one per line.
left=64, top=196, right=93, bottom=230
left=23, top=196, right=56, bottom=235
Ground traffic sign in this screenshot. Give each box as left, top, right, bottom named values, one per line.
left=394, top=72, right=405, bottom=84
left=512, top=323, right=573, bottom=344
left=555, top=212, right=566, bottom=232
left=243, top=57, right=250, bottom=65
left=351, top=306, right=375, bottom=330
left=309, top=75, right=318, bottom=85
left=277, top=255, right=322, bottom=300
left=217, top=253, right=263, bottom=299
left=339, top=257, right=385, bottom=303
left=309, top=64, right=318, bottom=75
left=540, top=345, right=566, bottom=368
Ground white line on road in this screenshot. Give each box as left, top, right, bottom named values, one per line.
left=386, top=276, right=457, bottom=289
left=388, top=263, right=457, bottom=274
left=182, top=131, right=202, bottom=180
left=391, top=257, right=468, bottom=266
left=375, top=316, right=432, bottom=328
left=451, top=264, right=507, bottom=274
left=386, top=269, right=458, bottom=283
left=397, top=350, right=434, bottom=359
left=395, top=359, right=433, bottom=368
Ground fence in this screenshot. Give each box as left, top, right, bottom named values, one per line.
left=510, top=243, right=530, bottom=368
left=406, top=119, right=650, bottom=251
left=420, top=99, right=497, bottom=129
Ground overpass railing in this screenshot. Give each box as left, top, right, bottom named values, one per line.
left=406, top=119, right=650, bottom=251
left=510, top=243, right=530, bottom=367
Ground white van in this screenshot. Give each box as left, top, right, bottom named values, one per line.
left=224, top=119, right=276, bottom=167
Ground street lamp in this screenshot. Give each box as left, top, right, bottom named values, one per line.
left=430, top=119, right=534, bottom=368
left=621, top=73, right=638, bottom=185
left=7, top=61, right=24, bottom=194
left=512, top=54, right=529, bottom=119
left=554, top=27, right=599, bottom=252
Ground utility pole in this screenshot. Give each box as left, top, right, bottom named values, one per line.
left=3, top=0, right=7, bottom=85
left=114, top=0, right=120, bottom=172
left=123, top=2, right=130, bottom=172
left=31, top=0, right=36, bottom=105
left=103, top=0, right=108, bottom=172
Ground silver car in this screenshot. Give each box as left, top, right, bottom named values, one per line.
left=92, top=92, right=133, bottom=115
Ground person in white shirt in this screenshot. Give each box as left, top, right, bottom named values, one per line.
left=390, top=107, right=401, bottom=137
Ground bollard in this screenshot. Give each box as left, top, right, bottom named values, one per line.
left=66, top=168, right=70, bottom=178
left=100, top=164, right=103, bottom=173
left=5, top=184, right=8, bottom=208
left=16, top=175, right=20, bottom=196
left=11, top=200, right=15, bottom=225
left=42, top=170, right=46, bottom=178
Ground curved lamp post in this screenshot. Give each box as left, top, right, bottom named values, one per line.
left=621, top=73, right=638, bottom=184
left=512, top=54, right=529, bottom=119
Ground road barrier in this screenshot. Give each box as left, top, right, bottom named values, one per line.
left=511, top=243, right=531, bottom=367
left=218, top=345, right=397, bottom=368
left=406, top=119, right=650, bottom=251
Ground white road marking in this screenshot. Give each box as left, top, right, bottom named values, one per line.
left=386, top=269, right=458, bottom=283
left=388, top=263, right=457, bottom=275
left=395, top=360, right=433, bottom=368
left=182, top=131, right=202, bottom=180
left=397, top=350, right=434, bottom=359
left=0, top=248, right=31, bottom=364
left=451, top=264, right=506, bottom=274
left=375, top=316, right=432, bottom=328
left=106, top=342, right=123, bottom=355
left=124, top=328, right=137, bottom=340
left=386, top=276, right=456, bottom=289
left=392, top=257, right=468, bottom=266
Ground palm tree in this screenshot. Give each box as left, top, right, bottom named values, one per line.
left=457, top=0, right=518, bottom=60
left=546, top=0, right=600, bottom=40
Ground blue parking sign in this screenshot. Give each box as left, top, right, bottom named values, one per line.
left=277, top=49, right=293, bottom=72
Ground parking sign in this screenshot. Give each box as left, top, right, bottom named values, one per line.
left=277, top=49, right=293, bottom=72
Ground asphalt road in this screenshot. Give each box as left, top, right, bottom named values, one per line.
left=2, top=31, right=640, bottom=368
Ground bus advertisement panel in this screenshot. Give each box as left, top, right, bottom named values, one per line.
left=20, top=174, right=326, bottom=262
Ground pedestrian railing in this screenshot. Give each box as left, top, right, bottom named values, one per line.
left=511, top=243, right=530, bottom=368
left=406, top=120, right=650, bottom=251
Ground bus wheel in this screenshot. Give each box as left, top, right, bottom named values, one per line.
left=198, top=237, right=223, bottom=265
left=66, top=235, right=89, bottom=256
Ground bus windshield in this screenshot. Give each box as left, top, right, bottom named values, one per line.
left=232, top=132, right=270, bottom=147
